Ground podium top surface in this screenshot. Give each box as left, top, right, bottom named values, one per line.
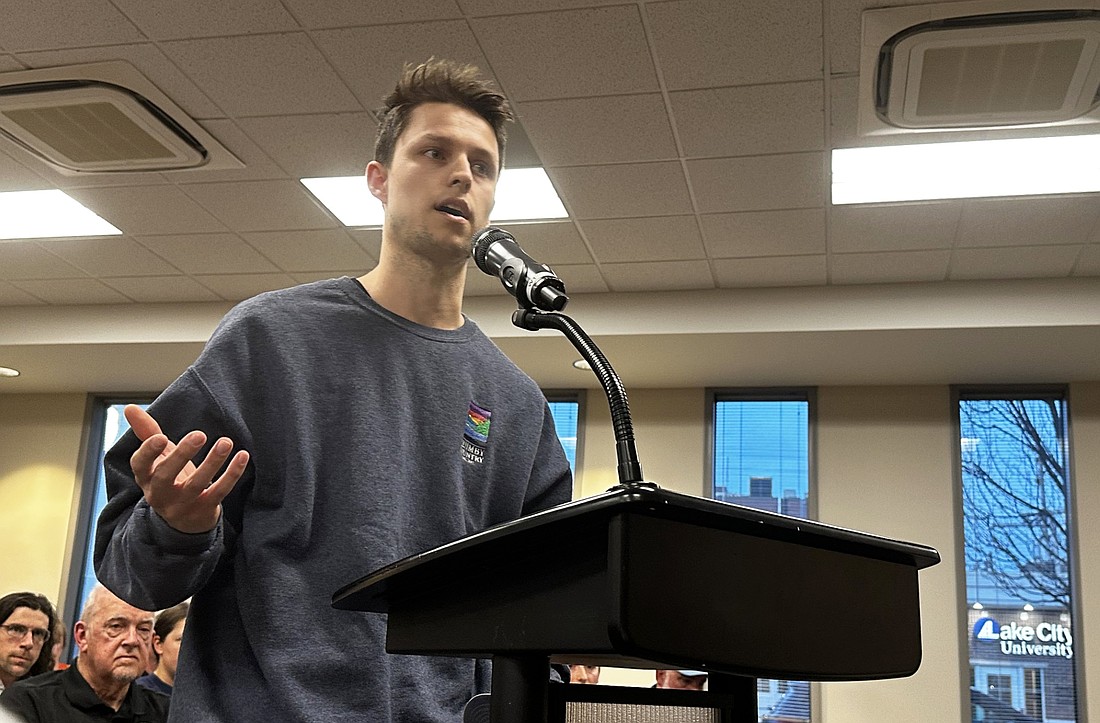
left=332, top=484, right=940, bottom=614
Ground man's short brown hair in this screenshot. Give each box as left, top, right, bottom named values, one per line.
left=374, top=58, right=513, bottom=171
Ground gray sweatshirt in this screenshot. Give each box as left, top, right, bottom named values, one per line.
left=95, top=277, right=572, bottom=722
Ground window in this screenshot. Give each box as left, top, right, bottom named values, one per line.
left=709, top=390, right=813, bottom=721
left=958, top=390, right=1080, bottom=723
left=547, top=392, right=584, bottom=476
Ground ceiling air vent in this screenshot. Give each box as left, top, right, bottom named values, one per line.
left=0, top=62, right=242, bottom=175
left=858, top=0, right=1100, bottom=137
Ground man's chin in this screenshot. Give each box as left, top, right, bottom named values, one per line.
left=110, top=666, right=142, bottom=683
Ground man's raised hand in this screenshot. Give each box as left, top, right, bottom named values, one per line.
left=124, top=404, right=249, bottom=534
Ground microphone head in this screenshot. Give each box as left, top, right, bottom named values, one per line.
left=471, top=226, right=513, bottom=274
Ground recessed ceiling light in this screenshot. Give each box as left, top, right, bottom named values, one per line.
left=832, top=134, right=1100, bottom=204
left=0, top=366, right=21, bottom=378
left=301, top=167, right=568, bottom=228
left=0, top=189, right=122, bottom=240
left=572, top=359, right=592, bottom=371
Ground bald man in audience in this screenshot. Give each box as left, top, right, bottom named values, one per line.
left=0, top=585, right=168, bottom=722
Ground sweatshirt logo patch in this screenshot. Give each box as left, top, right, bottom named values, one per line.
left=462, top=402, right=491, bottom=465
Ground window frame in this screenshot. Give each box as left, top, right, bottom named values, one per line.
left=705, top=387, right=817, bottom=520
left=952, top=384, right=1085, bottom=723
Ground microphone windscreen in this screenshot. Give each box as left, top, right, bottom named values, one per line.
left=471, top=226, right=513, bottom=274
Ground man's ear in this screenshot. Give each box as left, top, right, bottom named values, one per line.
left=73, top=621, right=89, bottom=653
left=366, top=161, right=388, bottom=206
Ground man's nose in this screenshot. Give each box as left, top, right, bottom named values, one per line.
left=449, top=157, right=473, bottom=188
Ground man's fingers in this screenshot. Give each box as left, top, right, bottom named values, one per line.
left=186, top=437, right=238, bottom=490
left=202, top=450, right=250, bottom=504
left=130, top=435, right=170, bottom=483
left=124, top=405, right=163, bottom=442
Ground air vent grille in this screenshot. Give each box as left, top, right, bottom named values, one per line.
left=0, top=62, right=242, bottom=175
left=876, top=12, right=1100, bottom=129
left=0, top=81, right=205, bottom=172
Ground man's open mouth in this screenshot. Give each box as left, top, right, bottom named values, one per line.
left=436, top=204, right=469, bottom=221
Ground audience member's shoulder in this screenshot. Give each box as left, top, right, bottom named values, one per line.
left=4, top=669, right=64, bottom=691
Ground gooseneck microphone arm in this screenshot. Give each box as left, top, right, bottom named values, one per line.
left=512, top=307, right=647, bottom=488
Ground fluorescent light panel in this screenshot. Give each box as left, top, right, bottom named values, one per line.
left=301, top=167, right=568, bottom=227
left=832, top=135, right=1100, bottom=204
left=0, top=189, right=122, bottom=239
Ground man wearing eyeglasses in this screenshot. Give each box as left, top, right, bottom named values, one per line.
left=0, top=592, right=56, bottom=694
left=0, top=586, right=168, bottom=723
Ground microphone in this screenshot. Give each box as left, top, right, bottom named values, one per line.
left=472, top=227, right=569, bottom=312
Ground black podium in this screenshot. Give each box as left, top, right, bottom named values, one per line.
left=333, top=485, right=940, bottom=722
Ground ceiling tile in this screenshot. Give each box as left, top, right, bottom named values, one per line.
left=161, top=33, right=362, bottom=117
left=518, top=95, right=676, bottom=166
left=473, top=7, right=657, bottom=101
left=181, top=180, right=338, bottom=232
left=828, top=0, right=932, bottom=76
left=672, top=82, right=824, bottom=158
left=242, top=229, right=375, bottom=272
left=16, top=44, right=225, bottom=119
left=312, top=22, right=487, bottom=111
left=193, top=272, right=298, bottom=300
left=236, top=113, right=376, bottom=177
left=647, top=0, right=822, bottom=89
left=347, top=228, right=383, bottom=259
left=829, top=75, right=860, bottom=149
left=688, top=153, right=825, bottom=213
left=829, top=201, right=962, bottom=253
left=459, top=0, right=626, bottom=13
left=600, top=259, right=713, bottom=292
left=65, top=186, right=227, bottom=235
left=10, top=278, right=130, bottom=304
left=949, top=245, right=1081, bottom=280
left=102, top=275, right=220, bottom=303
left=830, top=250, right=951, bottom=284
left=0, top=0, right=143, bottom=52
left=580, top=216, right=704, bottom=263
left=46, top=237, right=180, bottom=276
left=110, top=0, right=299, bottom=39
left=551, top=162, right=692, bottom=219
left=0, top=55, right=27, bottom=72
left=502, top=122, right=543, bottom=169
left=713, top=255, right=827, bottom=288
left=546, top=263, right=609, bottom=294
left=700, top=209, right=825, bottom=258
left=136, top=233, right=278, bottom=274
left=281, top=0, right=463, bottom=28
left=0, top=242, right=89, bottom=280
left=1073, top=245, right=1100, bottom=276
left=0, top=149, right=48, bottom=191
left=494, top=222, right=591, bottom=265
left=0, top=280, right=45, bottom=305
left=173, top=119, right=287, bottom=184
left=956, top=196, right=1100, bottom=247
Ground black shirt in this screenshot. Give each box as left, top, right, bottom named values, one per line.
left=0, top=665, right=169, bottom=723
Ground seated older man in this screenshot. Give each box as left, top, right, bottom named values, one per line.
left=0, top=585, right=168, bottom=722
